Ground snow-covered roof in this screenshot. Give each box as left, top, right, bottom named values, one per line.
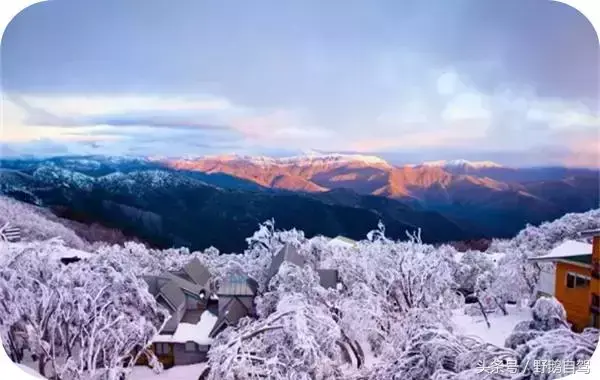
left=326, top=236, right=357, bottom=249
left=531, top=240, right=593, bottom=261
left=268, top=243, right=306, bottom=280
left=577, top=229, right=600, bottom=238
left=153, top=310, right=217, bottom=345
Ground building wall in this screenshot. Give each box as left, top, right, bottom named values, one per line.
left=239, top=296, right=255, bottom=315
left=185, top=294, right=207, bottom=310
left=555, top=262, right=591, bottom=331
left=173, top=343, right=209, bottom=366
left=537, top=263, right=556, bottom=297
left=591, top=237, right=600, bottom=328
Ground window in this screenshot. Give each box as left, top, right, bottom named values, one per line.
left=154, top=343, right=170, bottom=355
left=185, top=342, right=197, bottom=352
left=566, top=272, right=590, bottom=289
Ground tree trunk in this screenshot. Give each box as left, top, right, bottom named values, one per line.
left=476, top=299, right=491, bottom=328
left=38, top=354, right=46, bottom=377
left=495, top=299, right=508, bottom=316
left=6, top=329, right=23, bottom=363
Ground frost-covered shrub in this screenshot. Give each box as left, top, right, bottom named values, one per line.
left=531, top=297, right=568, bottom=330
left=505, top=297, right=569, bottom=350
left=0, top=195, right=86, bottom=249
left=370, top=326, right=518, bottom=380
left=517, top=328, right=599, bottom=380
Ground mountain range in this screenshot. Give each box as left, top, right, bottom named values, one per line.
left=0, top=154, right=597, bottom=252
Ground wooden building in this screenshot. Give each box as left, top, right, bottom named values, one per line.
left=530, top=233, right=600, bottom=331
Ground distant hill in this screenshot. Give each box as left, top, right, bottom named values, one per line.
left=0, top=156, right=470, bottom=252
left=1, top=154, right=597, bottom=251
left=162, top=154, right=600, bottom=238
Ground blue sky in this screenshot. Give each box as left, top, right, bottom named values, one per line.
left=1, top=0, right=599, bottom=167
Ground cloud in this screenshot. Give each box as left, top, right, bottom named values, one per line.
left=364, top=68, right=599, bottom=167
left=442, top=91, right=491, bottom=121
left=376, top=101, right=431, bottom=126
left=1, top=92, right=334, bottom=156
left=1, top=65, right=598, bottom=167
left=526, top=99, right=599, bottom=129
left=18, top=94, right=234, bottom=117
left=436, top=71, right=463, bottom=96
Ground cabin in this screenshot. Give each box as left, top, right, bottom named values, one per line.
left=266, top=243, right=343, bottom=290
left=142, top=258, right=217, bottom=368
left=529, top=232, right=600, bottom=331
left=209, top=275, right=259, bottom=338
left=140, top=243, right=348, bottom=369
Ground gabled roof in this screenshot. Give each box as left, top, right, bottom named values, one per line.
left=268, top=243, right=306, bottom=279
left=165, top=271, right=206, bottom=295
left=183, top=258, right=211, bottom=287
left=529, top=240, right=593, bottom=263
left=209, top=297, right=251, bottom=338
left=158, top=281, right=186, bottom=312
left=317, top=269, right=339, bottom=289
left=217, top=275, right=259, bottom=296
left=223, top=297, right=250, bottom=324
left=146, top=259, right=212, bottom=299
left=143, top=275, right=171, bottom=297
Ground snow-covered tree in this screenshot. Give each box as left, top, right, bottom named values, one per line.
left=1, top=205, right=598, bottom=380
left=0, top=240, right=168, bottom=380
left=207, top=293, right=347, bottom=380
left=454, top=250, right=495, bottom=294
left=516, top=327, right=599, bottom=380
left=505, top=297, right=569, bottom=350
left=369, top=325, right=519, bottom=380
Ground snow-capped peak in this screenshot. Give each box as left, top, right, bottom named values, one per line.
left=420, top=159, right=503, bottom=169
left=201, top=153, right=391, bottom=167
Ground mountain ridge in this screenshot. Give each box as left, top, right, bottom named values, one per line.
left=0, top=158, right=472, bottom=251
left=1, top=154, right=597, bottom=251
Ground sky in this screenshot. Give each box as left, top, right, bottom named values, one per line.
left=1, top=0, right=599, bottom=167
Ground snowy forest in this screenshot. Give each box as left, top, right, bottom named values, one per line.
left=1, top=195, right=599, bottom=380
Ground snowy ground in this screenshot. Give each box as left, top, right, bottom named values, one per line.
left=130, top=363, right=207, bottom=380
left=451, top=304, right=531, bottom=347
left=16, top=364, right=45, bottom=379
left=17, top=356, right=207, bottom=380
